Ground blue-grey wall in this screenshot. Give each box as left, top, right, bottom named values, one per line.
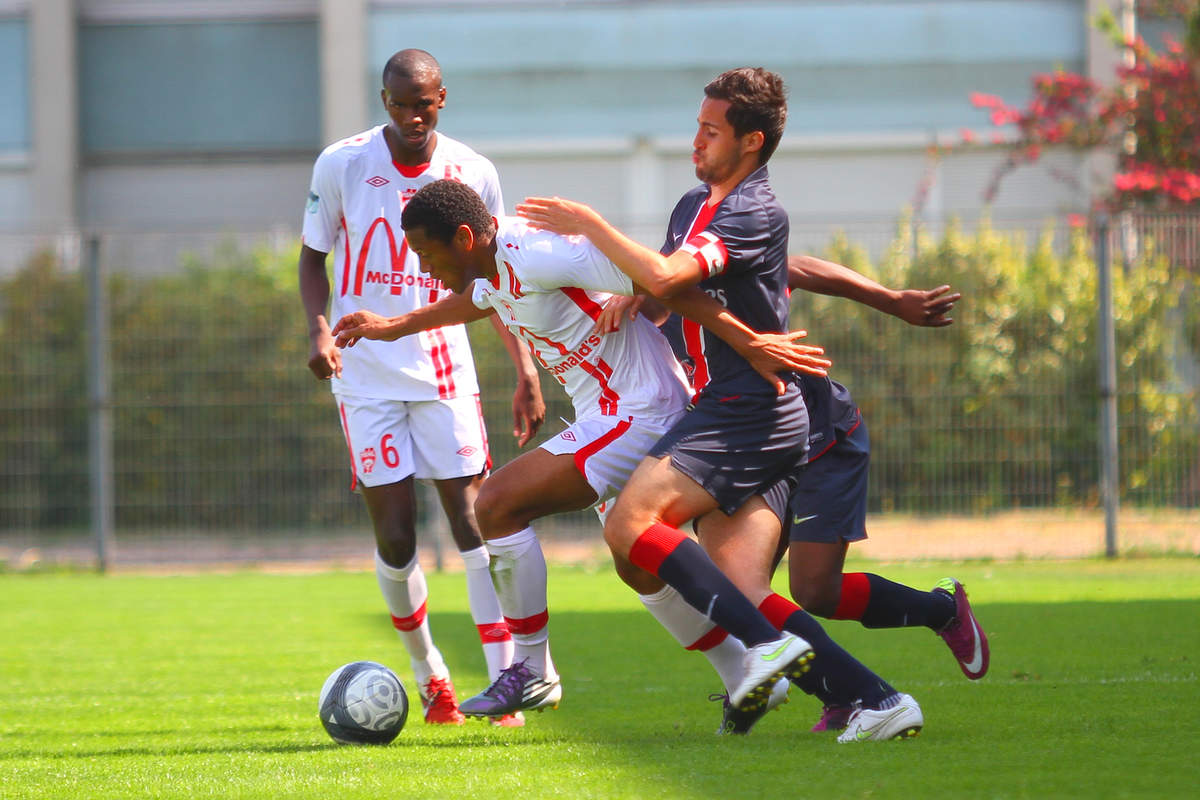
left=368, top=1, right=1086, bottom=140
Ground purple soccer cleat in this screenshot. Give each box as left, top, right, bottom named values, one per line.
left=934, top=577, right=990, bottom=680
left=459, top=659, right=561, bottom=718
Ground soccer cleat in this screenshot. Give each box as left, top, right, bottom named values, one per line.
left=459, top=659, right=562, bottom=718
left=836, top=693, right=923, bottom=743
left=811, top=704, right=853, bottom=733
left=421, top=675, right=466, bottom=725
left=714, top=676, right=790, bottom=735
left=934, top=577, right=990, bottom=680
left=489, top=711, right=526, bottom=728
left=729, top=633, right=814, bottom=712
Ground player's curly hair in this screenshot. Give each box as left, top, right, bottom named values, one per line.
left=704, top=67, right=788, bottom=165
left=401, top=179, right=496, bottom=243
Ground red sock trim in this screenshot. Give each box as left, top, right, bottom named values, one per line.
left=833, top=572, right=871, bottom=620
left=628, top=523, right=687, bottom=575
left=390, top=600, right=428, bottom=632
left=476, top=621, right=512, bottom=643
left=758, top=593, right=801, bottom=630
left=504, top=609, right=549, bottom=636
left=685, top=625, right=730, bottom=651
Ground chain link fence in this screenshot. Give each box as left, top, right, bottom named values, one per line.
left=1, top=212, right=1197, bottom=568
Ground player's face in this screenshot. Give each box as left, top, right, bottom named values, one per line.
left=404, top=226, right=470, bottom=294
left=381, top=72, right=446, bottom=157
left=692, top=97, right=752, bottom=186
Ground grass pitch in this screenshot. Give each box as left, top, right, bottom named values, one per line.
left=3, top=558, right=1198, bottom=799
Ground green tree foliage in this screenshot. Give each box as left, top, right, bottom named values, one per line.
left=792, top=218, right=1198, bottom=512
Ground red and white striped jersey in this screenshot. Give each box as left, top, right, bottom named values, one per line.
left=302, top=125, right=503, bottom=400
left=471, top=217, right=691, bottom=423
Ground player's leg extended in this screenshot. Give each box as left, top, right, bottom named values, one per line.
left=458, top=447, right=599, bottom=718
left=605, top=456, right=812, bottom=712
left=788, top=421, right=985, bottom=678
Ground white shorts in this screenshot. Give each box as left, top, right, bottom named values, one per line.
left=540, top=412, right=682, bottom=513
left=335, top=393, right=490, bottom=489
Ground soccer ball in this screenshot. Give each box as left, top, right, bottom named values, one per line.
left=318, top=661, right=408, bottom=745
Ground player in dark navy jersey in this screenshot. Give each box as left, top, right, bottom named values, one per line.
left=519, top=68, right=924, bottom=737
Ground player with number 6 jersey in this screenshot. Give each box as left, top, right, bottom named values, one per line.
left=299, top=50, right=544, bottom=729
left=302, top=125, right=502, bottom=401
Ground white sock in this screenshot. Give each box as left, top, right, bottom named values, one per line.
left=486, top=527, right=556, bottom=679
left=460, top=545, right=513, bottom=682
left=375, top=551, right=448, bottom=690
left=640, top=584, right=746, bottom=694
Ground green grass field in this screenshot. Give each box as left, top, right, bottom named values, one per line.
left=3, top=558, right=1199, bottom=799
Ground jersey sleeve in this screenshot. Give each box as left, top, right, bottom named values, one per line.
left=477, top=159, right=505, bottom=217
left=524, top=233, right=635, bottom=296
left=698, top=202, right=771, bottom=278
left=300, top=150, right=343, bottom=254
left=469, top=279, right=493, bottom=311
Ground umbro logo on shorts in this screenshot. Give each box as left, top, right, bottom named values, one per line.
left=560, top=431, right=577, bottom=442
left=457, top=446, right=477, bottom=457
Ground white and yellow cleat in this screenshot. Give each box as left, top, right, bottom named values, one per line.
left=836, top=693, right=923, bottom=743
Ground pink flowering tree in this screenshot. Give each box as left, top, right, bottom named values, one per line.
left=967, top=3, right=1200, bottom=209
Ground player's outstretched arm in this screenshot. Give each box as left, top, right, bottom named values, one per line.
left=517, top=197, right=704, bottom=299
left=788, top=255, right=960, bottom=327
left=663, top=286, right=831, bottom=394
left=299, top=245, right=342, bottom=380
left=332, top=291, right=493, bottom=348
left=489, top=315, right=546, bottom=447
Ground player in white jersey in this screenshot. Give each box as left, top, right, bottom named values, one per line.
left=331, top=179, right=830, bottom=721
left=299, top=50, right=545, bottom=727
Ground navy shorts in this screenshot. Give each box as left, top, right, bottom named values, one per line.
left=648, top=384, right=809, bottom=516
left=762, top=411, right=870, bottom=544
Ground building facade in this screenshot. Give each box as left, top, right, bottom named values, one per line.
left=2, top=1, right=1130, bottom=259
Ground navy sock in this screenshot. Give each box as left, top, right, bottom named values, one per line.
left=628, top=524, right=780, bottom=646
left=761, top=594, right=896, bottom=707
left=842, top=573, right=956, bottom=630
left=780, top=606, right=895, bottom=708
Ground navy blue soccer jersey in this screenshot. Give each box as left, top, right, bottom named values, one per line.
left=662, top=165, right=791, bottom=397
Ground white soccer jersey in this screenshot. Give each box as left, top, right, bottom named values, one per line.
left=302, top=125, right=503, bottom=400
left=471, top=218, right=691, bottom=423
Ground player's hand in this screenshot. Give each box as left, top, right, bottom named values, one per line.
left=512, top=377, right=546, bottom=448
left=331, top=310, right=397, bottom=348
left=592, top=295, right=644, bottom=334
left=894, top=285, right=960, bottom=327
left=739, top=329, right=831, bottom=394
left=307, top=329, right=342, bottom=380
left=516, top=196, right=599, bottom=236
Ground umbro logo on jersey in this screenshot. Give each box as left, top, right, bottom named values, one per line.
left=365, top=175, right=390, bottom=187
left=457, top=446, right=477, bottom=457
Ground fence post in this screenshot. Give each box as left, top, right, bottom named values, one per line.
left=86, top=234, right=115, bottom=572
left=1094, top=215, right=1119, bottom=558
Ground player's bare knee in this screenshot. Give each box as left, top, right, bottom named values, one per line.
left=473, top=481, right=525, bottom=539
left=790, top=581, right=838, bottom=618
left=611, top=553, right=663, bottom=593
left=376, top=536, right=417, bottom=569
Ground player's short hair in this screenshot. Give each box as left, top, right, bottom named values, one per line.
left=401, top=180, right=496, bottom=243
left=704, top=67, right=788, bottom=164
left=382, top=49, right=442, bottom=86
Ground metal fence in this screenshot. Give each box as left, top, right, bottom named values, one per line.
left=1, top=212, right=1196, bottom=568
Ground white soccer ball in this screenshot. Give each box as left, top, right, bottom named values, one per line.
left=318, top=661, right=408, bottom=745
